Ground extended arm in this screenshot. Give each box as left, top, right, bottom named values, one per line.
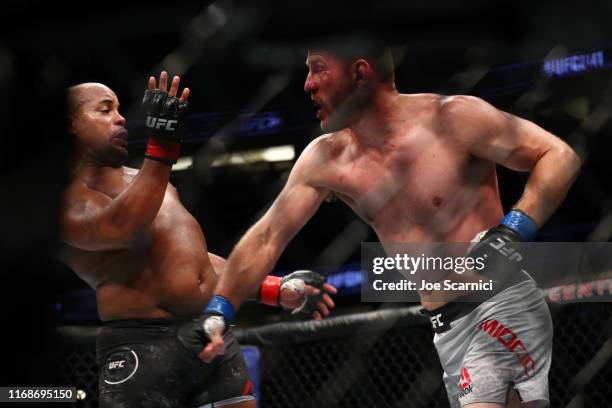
left=195, top=144, right=332, bottom=362
left=216, top=165, right=329, bottom=311
left=208, top=252, right=336, bottom=315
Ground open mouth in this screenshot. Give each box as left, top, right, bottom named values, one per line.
left=312, top=100, right=323, bottom=118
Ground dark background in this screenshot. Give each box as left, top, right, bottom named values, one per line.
left=2, top=0, right=612, bottom=384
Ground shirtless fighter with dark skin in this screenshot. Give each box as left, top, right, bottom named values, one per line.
left=59, top=72, right=336, bottom=408
left=199, top=48, right=581, bottom=408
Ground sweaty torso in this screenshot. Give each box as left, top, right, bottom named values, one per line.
left=61, top=166, right=217, bottom=321
left=311, top=94, right=505, bottom=308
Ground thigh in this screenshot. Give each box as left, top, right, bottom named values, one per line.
left=98, top=340, right=186, bottom=408
left=461, top=389, right=546, bottom=408
left=511, top=300, right=552, bottom=407
left=437, top=282, right=552, bottom=408
left=460, top=297, right=552, bottom=407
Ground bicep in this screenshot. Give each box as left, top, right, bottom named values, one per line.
left=260, top=179, right=328, bottom=248
left=444, top=96, right=562, bottom=172
left=477, top=114, right=559, bottom=172
left=256, top=139, right=331, bottom=247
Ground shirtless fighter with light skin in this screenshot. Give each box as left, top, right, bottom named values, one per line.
left=200, top=48, right=580, bottom=408
left=60, top=72, right=336, bottom=408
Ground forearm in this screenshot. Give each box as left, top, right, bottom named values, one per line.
left=208, top=252, right=260, bottom=299
left=515, top=145, right=581, bottom=225
left=104, top=159, right=171, bottom=239
left=216, top=222, right=285, bottom=310
left=112, top=70, right=188, bottom=235
left=206, top=170, right=327, bottom=318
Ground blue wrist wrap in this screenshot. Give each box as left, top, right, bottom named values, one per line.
left=205, top=295, right=235, bottom=324
left=501, top=209, right=538, bottom=241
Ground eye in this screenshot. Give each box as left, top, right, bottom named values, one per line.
left=312, top=65, right=325, bottom=74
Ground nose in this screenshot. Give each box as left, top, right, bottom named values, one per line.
left=115, top=112, right=126, bottom=126
left=304, top=72, right=317, bottom=94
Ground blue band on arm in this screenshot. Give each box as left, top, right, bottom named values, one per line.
left=501, top=209, right=538, bottom=241
left=205, top=295, right=235, bottom=324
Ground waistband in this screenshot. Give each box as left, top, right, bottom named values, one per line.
left=97, top=317, right=196, bottom=353
left=421, top=270, right=532, bottom=334
left=102, top=317, right=193, bottom=328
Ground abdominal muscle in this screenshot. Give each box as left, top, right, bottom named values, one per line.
left=370, top=188, right=504, bottom=311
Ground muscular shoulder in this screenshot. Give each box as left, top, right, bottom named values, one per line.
left=61, top=178, right=102, bottom=224
left=437, top=95, right=497, bottom=115
left=288, top=131, right=349, bottom=188
left=64, top=174, right=95, bottom=200
left=434, top=95, right=507, bottom=141
left=437, top=95, right=503, bottom=124
left=300, top=130, right=351, bottom=164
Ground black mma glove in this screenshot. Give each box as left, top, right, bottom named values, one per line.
left=142, top=89, right=189, bottom=164
left=282, top=270, right=327, bottom=315
left=259, top=270, right=329, bottom=315
left=178, top=295, right=232, bottom=358
left=469, top=209, right=538, bottom=283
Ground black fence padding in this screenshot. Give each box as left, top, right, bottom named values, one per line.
left=234, top=306, right=427, bottom=345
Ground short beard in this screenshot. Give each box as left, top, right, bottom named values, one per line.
left=321, top=85, right=372, bottom=133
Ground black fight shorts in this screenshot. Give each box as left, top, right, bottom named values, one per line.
left=96, top=318, right=255, bottom=408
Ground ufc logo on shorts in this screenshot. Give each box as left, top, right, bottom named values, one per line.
left=108, top=360, right=126, bottom=369
left=146, top=116, right=178, bottom=131
left=430, top=313, right=444, bottom=329
left=489, top=238, right=523, bottom=262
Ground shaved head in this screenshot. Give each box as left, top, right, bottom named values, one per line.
left=67, top=83, right=116, bottom=118
left=66, top=82, right=127, bottom=167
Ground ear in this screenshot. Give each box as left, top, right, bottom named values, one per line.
left=352, top=59, right=372, bottom=85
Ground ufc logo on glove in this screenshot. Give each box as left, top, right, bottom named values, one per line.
left=488, top=238, right=523, bottom=262
left=146, top=117, right=178, bottom=131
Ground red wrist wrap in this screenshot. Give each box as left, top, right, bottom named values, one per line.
left=145, top=137, right=181, bottom=164
left=260, top=276, right=282, bottom=306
